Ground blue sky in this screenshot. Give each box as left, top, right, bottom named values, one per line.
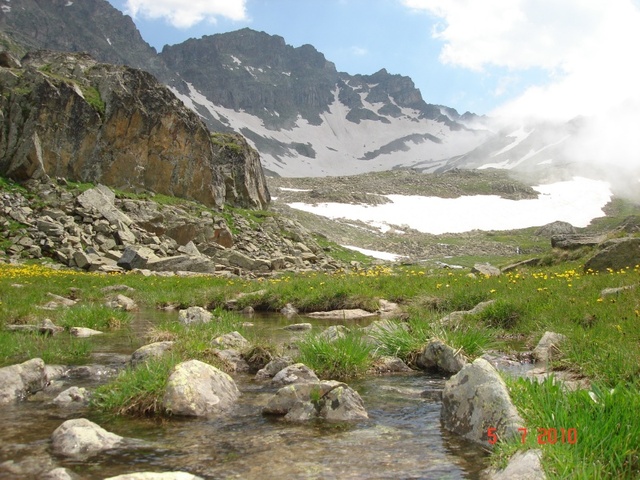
left=106, top=0, right=640, bottom=120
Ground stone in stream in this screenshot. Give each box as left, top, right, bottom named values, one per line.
left=104, top=473, right=204, bottom=480
left=41, top=468, right=78, bottom=480
left=69, top=327, right=103, bottom=337
left=105, top=294, right=138, bottom=311
left=283, top=323, right=312, bottom=331
left=441, top=358, right=524, bottom=446
left=130, top=341, right=175, bottom=367
left=255, top=356, right=294, bottom=381
left=415, top=339, right=467, bottom=374
left=51, top=418, right=124, bottom=458
left=271, top=363, right=319, bottom=386
left=485, top=449, right=545, bottom=480
left=263, top=380, right=368, bottom=422
left=52, top=386, right=91, bottom=408
left=306, top=309, right=376, bottom=320
left=162, top=360, right=240, bottom=417
left=0, top=358, right=47, bottom=404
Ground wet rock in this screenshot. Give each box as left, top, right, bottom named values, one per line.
left=52, top=386, right=90, bottom=407
left=368, top=356, right=413, bottom=374
left=130, top=341, right=175, bottom=367
left=583, top=237, right=640, bottom=272
left=70, top=327, right=103, bottom=337
left=255, top=356, right=294, bottom=381
left=283, top=322, right=312, bottom=331
left=377, top=298, right=402, bottom=319
left=263, top=380, right=368, bottom=421
left=306, top=309, right=377, bottom=320
left=41, top=467, right=79, bottom=480
left=441, top=358, right=524, bottom=446
left=211, top=331, right=250, bottom=350
left=178, top=306, right=212, bottom=325
left=532, top=331, right=567, bottom=364
left=415, top=339, right=467, bottom=374
left=104, top=473, right=204, bottom=480
left=163, top=360, right=240, bottom=417
left=280, top=303, right=298, bottom=316
left=271, top=363, right=319, bottom=386
left=485, top=449, right=545, bottom=480
left=105, top=294, right=138, bottom=311
left=0, top=358, right=47, bottom=404
left=471, top=263, right=501, bottom=277
left=51, top=418, right=123, bottom=458
left=214, top=349, right=251, bottom=373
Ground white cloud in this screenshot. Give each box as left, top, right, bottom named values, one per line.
left=401, top=0, right=640, bottom=120
left=125, top=0, right=247, bottom=28
left=350, top=46, right=369, bottom=56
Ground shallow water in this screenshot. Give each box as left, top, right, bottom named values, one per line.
left=0, top=309, right=491, bottom=479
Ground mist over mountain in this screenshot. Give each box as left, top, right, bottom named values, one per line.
left=0, top=0, right=638, bottom=196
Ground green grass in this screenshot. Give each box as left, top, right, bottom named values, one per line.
left=92, top=354, right=178, bottom=416
left=56, top=304, right=131, bottom=330
left=296, top=331, right=376, bottom=380
left=494, top=376, right=640, bottom=479
left=0, top=330, right=91, bottom=365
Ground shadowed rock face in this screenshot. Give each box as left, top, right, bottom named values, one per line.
left=0, top=50, right=270, bottom=209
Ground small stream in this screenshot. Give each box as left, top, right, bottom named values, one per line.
left=0, top=310, right=492, bottom=479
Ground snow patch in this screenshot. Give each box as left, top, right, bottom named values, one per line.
left=341, top=245, right=405, bottom=261
left=287, top=177, right=611, bottom=235
left=279, top=187, right=312, bottom=192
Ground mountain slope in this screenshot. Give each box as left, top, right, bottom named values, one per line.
left=0, top=2, right=488, bottom=177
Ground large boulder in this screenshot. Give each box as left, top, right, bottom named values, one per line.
left=415, top=339, right=467, bottom=374
left=263, top=380, right=368, bottom=422
left=583, top=237, right=640, bottom=273
left=51, top=418, right=123, bottom=458
left=441, top=358, right=524, bottom=446
left=0, top=358, right=47, bottom=404
left=162, top=360, right=240, bottom=417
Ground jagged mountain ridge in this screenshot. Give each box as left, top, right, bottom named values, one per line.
left=0, top=1, right=489, bottom=177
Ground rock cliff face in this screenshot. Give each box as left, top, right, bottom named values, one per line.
left=0, top=51, right=269, bottom=209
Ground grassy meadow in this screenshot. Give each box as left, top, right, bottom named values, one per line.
left=0, top=252, right=639, bottom=477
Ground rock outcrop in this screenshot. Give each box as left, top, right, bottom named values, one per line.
left=0, top=50, right=269, bottom=210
